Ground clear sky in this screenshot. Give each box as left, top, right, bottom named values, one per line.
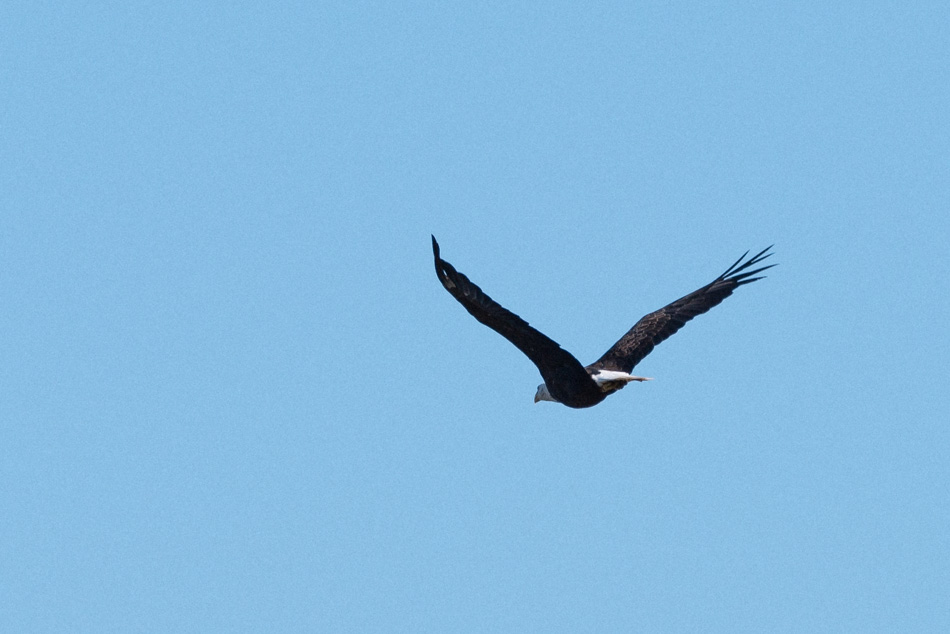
left=3, top=1, right=949, bottom=631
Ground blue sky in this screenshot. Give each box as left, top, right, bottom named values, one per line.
left=2, top=1, right=949, bottom=631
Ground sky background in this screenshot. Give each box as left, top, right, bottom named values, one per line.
left=2, top=1, right=949, bottom=631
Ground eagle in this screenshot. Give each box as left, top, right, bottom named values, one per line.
left=432, top=235, right=774, bottom=409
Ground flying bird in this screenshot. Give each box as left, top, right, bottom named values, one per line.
left=432, top=235, right=774, bottom=409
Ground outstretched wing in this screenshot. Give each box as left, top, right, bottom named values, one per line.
left=432, top=235, right=592, bottom=389
left=588, top=246, right=775, bottom=373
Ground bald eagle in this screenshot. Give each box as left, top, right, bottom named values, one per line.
left=432, top=236, right=774, bottom=408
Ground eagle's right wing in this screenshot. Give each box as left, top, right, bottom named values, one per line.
left=588, top=247, right=775, bottom=373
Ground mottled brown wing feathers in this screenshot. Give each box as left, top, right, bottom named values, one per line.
left=588, top=246, right=775, bottom=373
left=431, top=236, right=591, bottom=387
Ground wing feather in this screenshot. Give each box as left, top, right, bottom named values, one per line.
left=432, top=236, right=593, bottom=391
left=588, top=246, right=775, bottom=373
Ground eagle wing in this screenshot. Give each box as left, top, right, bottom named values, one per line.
left=432, top=236, right=592, bottom=389
left=588, top=246, right=775, bottom=373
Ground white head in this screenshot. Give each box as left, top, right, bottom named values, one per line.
left=534, top=383, right=557, bottom=404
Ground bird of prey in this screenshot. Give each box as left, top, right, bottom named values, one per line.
left=431, top=235, right=774, bottom=408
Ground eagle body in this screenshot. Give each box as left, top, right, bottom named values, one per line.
left=535, top=369, right=652, bottom=408
left=536, top=366, right=607, bottom=408
left=432, top=236, right=773, bottom=409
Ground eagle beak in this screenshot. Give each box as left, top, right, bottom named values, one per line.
left=534, top=393, right=541, bottom=404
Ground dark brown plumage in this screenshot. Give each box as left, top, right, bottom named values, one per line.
left=432, top=236, right=774, bottom=408
left=587, top=246, right=775, bottom=373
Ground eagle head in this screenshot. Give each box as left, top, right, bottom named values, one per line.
left=534, top=383, right=557, bottom=404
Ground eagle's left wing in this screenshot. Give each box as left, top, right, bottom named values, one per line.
left=432, top=236, right=593, bottom=391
